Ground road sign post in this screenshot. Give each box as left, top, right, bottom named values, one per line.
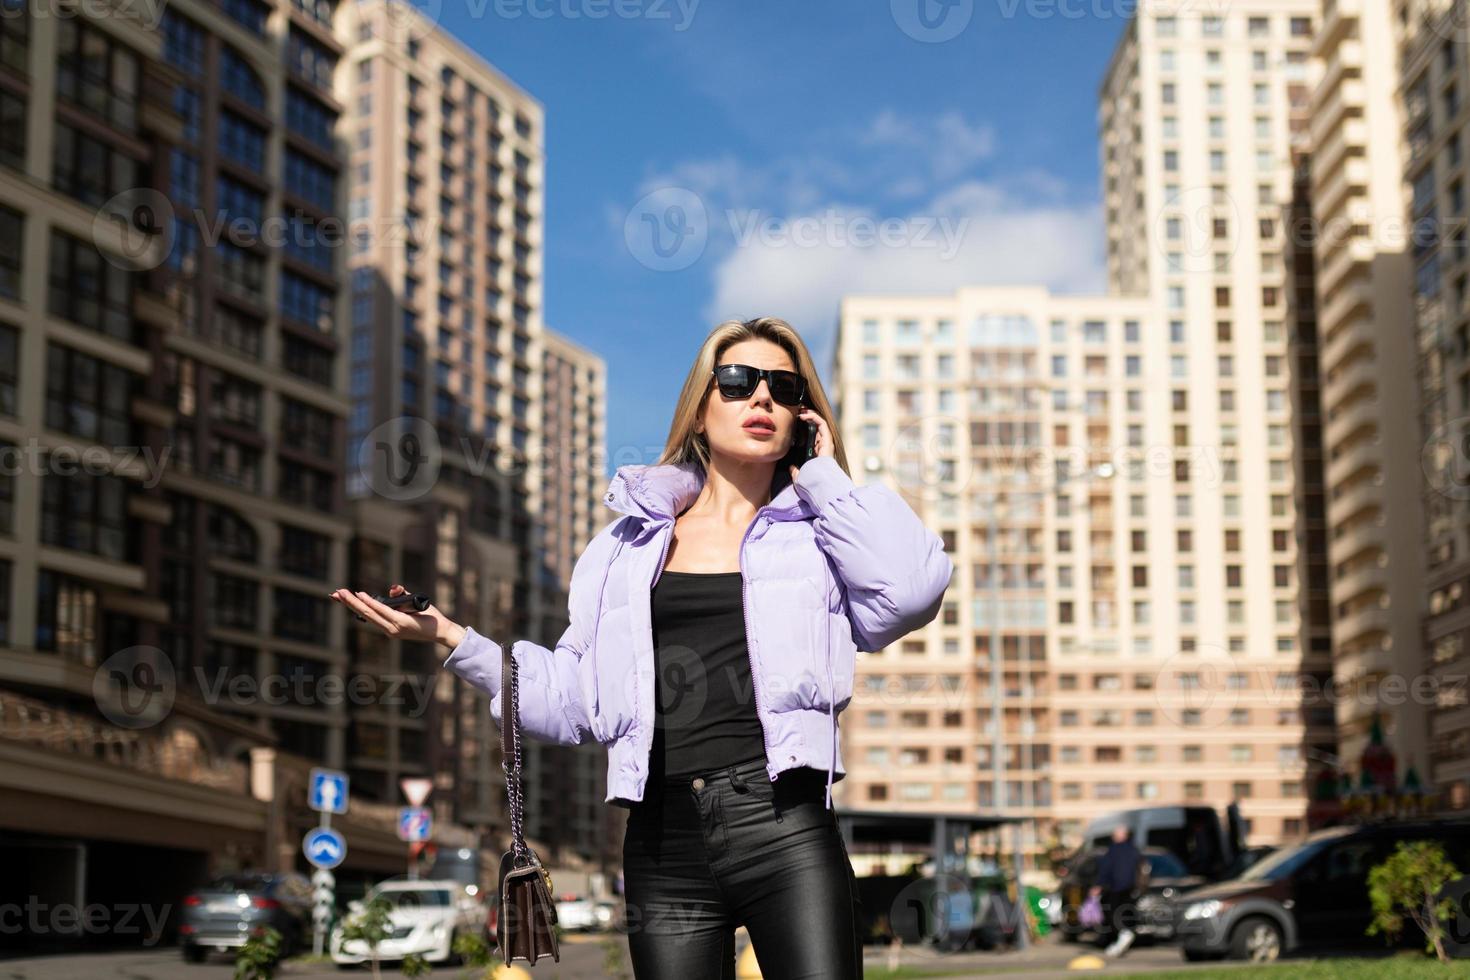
left=397, top=806, right=433, bottom=880
left=306, top=768, right=349, bottom=955
left=398, top=779, right=434, bottom=880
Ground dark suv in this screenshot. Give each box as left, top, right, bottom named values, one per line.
left=179, top=872, right=313, bottom=962
left=1173, top=819, right=1470, bottom=963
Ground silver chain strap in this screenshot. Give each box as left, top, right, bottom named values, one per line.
left=502, top=651, right=528, bottom=861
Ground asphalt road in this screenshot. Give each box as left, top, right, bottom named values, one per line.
left=0, top=937, right=1226, bottom=979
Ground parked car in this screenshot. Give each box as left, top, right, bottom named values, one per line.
left=1223, top=844, right=1276, bottom=879
left=592, top=900, right=620, bottom=931
left=554, top=894, right=601, bottom=932
left=179, top=872, right=312, bottom=962
left=331, top=879, right=483, bottom=966
left=1058, top=846, right=1207, bottom=942
left=1173, top=818, right=1470, bottom=963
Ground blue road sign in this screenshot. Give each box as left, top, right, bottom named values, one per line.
left=309, top=768, right=349, bottom=815
left=303, top=827, right=347, bottom=869
left=397, top=806, right=432, bottom=843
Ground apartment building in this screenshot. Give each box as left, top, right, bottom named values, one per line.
left=0, top=0, right=442, bottom=936
left=1095, top=4, right=1332, bottom=841
left=1400, top=0, right=1470, bottom=805
left=836, top=284, right=1323, bottom=861
left=1304, top=0, right=1428, bottom=776
left=339, top=0, right=613, bottom=867
left=535, top=327, right=619, bottom=876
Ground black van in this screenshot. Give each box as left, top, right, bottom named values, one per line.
left=1172, top=818, right=1470, bottom=963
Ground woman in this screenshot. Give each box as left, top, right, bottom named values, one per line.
left=331, top=316, right=953, bottom=979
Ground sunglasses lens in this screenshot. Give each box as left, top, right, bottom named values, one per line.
left=715, top=365, right=755, bottom=397
left=769, top=371, right=804, bottom=405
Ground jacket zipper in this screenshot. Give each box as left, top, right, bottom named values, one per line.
left=651, top=513, right=775, bottom=782
left=738, top=511, right=776, bottom=783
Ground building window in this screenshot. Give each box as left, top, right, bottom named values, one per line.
left=47, top=231, right=132, bottom=341
left=35, top=571, right=98, bottom=663
left=41, top=470, right=129, bottom=560
left=45, top=343, right=135, bottom=445
left=0, top=90, right=26, bottom=172
left=55, top=17, right=139, bottom=132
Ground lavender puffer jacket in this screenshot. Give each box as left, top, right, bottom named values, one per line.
left=443, top=455, right=954, bottom=810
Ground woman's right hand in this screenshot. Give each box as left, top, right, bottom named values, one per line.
left=329, top=584, right=467, bottom=650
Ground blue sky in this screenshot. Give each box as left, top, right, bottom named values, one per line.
left=432, top=0, right=1129, bottom=476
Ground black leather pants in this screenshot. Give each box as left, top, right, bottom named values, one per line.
left=621, top=756, right=863, bottom=979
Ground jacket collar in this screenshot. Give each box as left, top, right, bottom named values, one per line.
left=603, top=459, right=812, bottom=524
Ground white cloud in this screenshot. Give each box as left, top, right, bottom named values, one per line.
left=861, top=108, right=998, bottom=183
left=612, top=108, right=1105, bottom=376
left=702, top=176, right=1106, bottom=377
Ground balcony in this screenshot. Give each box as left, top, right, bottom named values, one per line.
left=1310, top=40, right=1364, bottom=122
left=1310, top=117, right=1368, bottom=187
left=1314, top=77, right=1366, bottom=143
left=1318, top=281, right=1375, bottom=361
left=1313, top=155, right=1371, bottom=220
left=1326, top=429, right=1384, bottom=488
left=1334, top=602, right=1392, bottom=646
left=1318, top=236, right=1376, bottom=300
left=1331, top=556, right=1388, bottom=607
left=1324, top=389, right=1380, bottom=449
left=1326, top=473, right=1383, bottom=529
left=1313, top=0, right=1361, bottom=57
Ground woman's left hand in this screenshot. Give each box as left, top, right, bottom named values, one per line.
left=789, top=407, right=835, bottom=483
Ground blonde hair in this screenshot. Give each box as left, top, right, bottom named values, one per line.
left=657, top=317, right=851, bottom=495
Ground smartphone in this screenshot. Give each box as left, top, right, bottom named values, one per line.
left=353, top=591, right=431, bottom=621
left=781, top=418, right=819, bottom=471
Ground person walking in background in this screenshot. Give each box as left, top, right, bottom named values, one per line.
left=331, top=316, right=955, bottom=979
left=1090, top=825, right=1142, bottom=958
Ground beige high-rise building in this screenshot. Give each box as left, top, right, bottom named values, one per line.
left=535, top=327, right=618, bottom=876
left=835, top=284, right=1318, bottom=859
left=339, top=0, right=614, bottom=869
left=1306, top=0, right=1428, bottom=778
left=1096, top=4, right=1333, bottom=840
left=833, top=6, right=1345, bottom=856
left=1399, top=0, right=1470, bottom=804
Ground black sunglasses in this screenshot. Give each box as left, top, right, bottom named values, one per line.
left=711, top=363, right=807, bottom=406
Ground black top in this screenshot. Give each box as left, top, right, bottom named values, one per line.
left=649, top=570, right=767, bottom=779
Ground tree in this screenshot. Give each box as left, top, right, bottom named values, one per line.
left=399, top=952, right=431, bottom=977
left=233, top=927, right=283, bottom=980
left=1367, top=839, right=1463, bottom=962
left=339, top=895, right=395, bottom=980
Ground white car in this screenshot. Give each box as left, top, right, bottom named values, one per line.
left=331, top=880, right=483, bottom=966
left=554, top=894, right=600, bottom=932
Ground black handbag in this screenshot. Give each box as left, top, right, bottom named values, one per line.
left=497, top=641, right=561, bottom=966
